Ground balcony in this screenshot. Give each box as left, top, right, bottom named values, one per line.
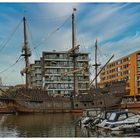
left=44, top=81, right=73, bottom=84
left=44, top=66, right=73, bottom=69
left=34, top=65, right=41, bottom=68
left=78, top=88, right=89, bottom=90
left=35, top=78, right=42, bottom=81
left=44, top=58, right=72, bottom=61
left=137, top=55, right=140, bottom=60
left=47, top=89, right=73, bottom=91
left=78, top=81, right=89, bottom=83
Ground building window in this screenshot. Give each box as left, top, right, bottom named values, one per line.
left=118, top=79, right=121, bottom=81
left=138, top=81, right=140, bottom=87
left=137, top=54, right=140, bottom=60
left=75, top=104, right=78, bottom=107
left=138, top=76, right=140, bottom=81
left=138, top=61, right=140, bottom=67
left=115, top=61, right=118, bottom=65
left=138, top=89, right=140, bottom=94
left=56, top=54, right=59, bottom=58
left=138, top=68, right=140, bottom=73
left=118, top=67, right=121, bottom=71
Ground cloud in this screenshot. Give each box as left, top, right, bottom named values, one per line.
left=1, top=3, right=140, bottom=85
left=38, top=3, right=80, bottom=17
left=100, top=33, right=140, bottom=63
left=81, top=3, right=128, bottom=26
left=78, top=3, right=140, bottom=43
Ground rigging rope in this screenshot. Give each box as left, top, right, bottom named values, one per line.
left=2, top=58, right=24, bottom=82
left=0, top=55, right=22, bottom=74
left=28, top=14, right=70, bottom=21
left=0, top=15, right=71, bottom=81
left=0, top=19, right=22, bottom=53
left=28, top=15, right=71, bottom=50
left=26, top=22, right=40, bottom=59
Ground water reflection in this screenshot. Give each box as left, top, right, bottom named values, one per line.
left=0, top=113, right=81, bottom=137
left=0, top=113, right=140, bottom=137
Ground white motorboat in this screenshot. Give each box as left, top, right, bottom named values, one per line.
left=97, top=111, right=140, bottom=131
left=78, top=109, right=102, bottom=127
left=78, top=108, right=116, bottom=128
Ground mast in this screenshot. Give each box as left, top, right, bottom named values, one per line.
left=95, top=39, right=98, bottom=89
left=89, top=54, right=114, bottom=88
left=72, top=8, right=77, bottom=97
left=21, top=17, right=31, bottom=90
left=68, top=8, right=78, bottom=109
left=93, top=39, right=100, bottom=89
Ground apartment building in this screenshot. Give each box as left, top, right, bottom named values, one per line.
left=100, top=50, right=140, bottom=96
left=29, top=60, right=42, bottom=88
left=29, top=50, right=90, bottom=95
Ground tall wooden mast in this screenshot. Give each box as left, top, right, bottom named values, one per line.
left=72, top=8, right=77, bottom=97
left=71, top=8, right=79, bottom=96
left=68, top=8, right=78, bottom=109
left=93, top=39, right=100, bottom=89
left=21, top=17, right=31, bottom=90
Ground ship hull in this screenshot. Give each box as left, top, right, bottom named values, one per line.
left=121, top=102, right=140, bottom=113
left=12, top=94, right=122, bottom=114
left=0, top=81, right=125, bottom=114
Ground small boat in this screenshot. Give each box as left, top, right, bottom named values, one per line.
left=77, top=108, right=118, bottom=128
left=76, top=108, right=101, bottom=127
left=97, top=111, right=140, bottom=131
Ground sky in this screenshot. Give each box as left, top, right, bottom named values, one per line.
left=0, top=2, right=140, bottom=85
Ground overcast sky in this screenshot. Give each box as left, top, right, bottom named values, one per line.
left=0, top=3, right=140, bottom=85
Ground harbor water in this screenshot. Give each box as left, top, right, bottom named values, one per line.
left=0, top=113, right=140, bottom=137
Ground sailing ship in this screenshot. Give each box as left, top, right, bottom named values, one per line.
left=0, top=9, right=126, bottom=113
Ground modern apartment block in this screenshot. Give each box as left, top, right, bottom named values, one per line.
left=29, top=50, right=90, bottom=95
left=29, top=60, right=42, bottom=88
left=100, top=50, right=140, bottom=96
